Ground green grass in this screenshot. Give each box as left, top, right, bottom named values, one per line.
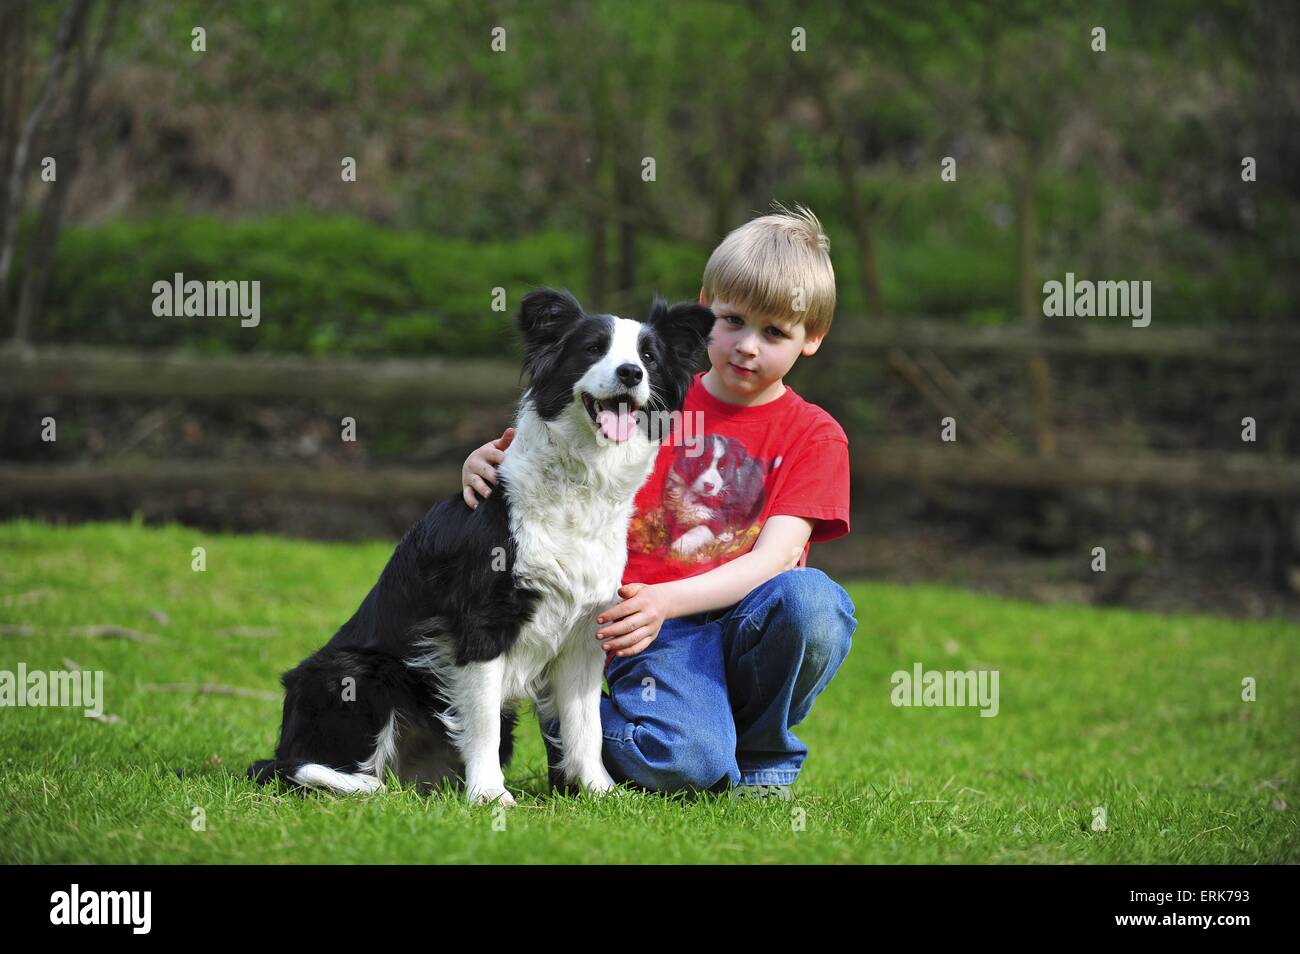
left=1, top=519, right=1297, bottom=864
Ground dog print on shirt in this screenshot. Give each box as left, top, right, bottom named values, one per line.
left=629, top=435, right=779, bottom=565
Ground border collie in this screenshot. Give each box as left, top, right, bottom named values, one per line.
left=248, top=289, right=714, bottom=804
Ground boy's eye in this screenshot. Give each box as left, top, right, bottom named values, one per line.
left=767, top=327, right=785, bottom=337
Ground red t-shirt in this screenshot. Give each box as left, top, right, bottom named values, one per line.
left=622, top=371, right=851, bottom=586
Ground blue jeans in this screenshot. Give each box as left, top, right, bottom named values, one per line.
left=545, top=567, right=858, bottom=792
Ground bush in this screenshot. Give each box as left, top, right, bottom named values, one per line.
left=36, top=216, right=611, bottom=356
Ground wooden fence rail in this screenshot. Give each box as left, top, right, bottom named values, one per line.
left=0, top=462, right=462, bottom=504
left=831, top=321, right=1300, bottom=364
left=2, top=334, right=1297, bottom=503
left=3, top=448, right=1298, bottom=503
left=0, top=345, right=519, bottom=403
left=3, top=319, right=1298, bottom=405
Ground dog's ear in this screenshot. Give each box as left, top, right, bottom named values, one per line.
left=518, top=289, right=583, bottom=382
left=519, top=289, right=583, bottom=346
left=650, top=297, right=715, bottom=366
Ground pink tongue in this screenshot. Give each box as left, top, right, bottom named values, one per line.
left=597, top=406, right=636, bottom=442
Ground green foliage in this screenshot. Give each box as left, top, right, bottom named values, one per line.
left=39, top=217, right=595, bottom=356
left=15, top=0, right=1298, bottom=346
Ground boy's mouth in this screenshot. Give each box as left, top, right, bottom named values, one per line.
left=729, top=363, right=756, bottom=378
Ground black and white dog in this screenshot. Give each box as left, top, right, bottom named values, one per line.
left=248, top=289, right=714, bottom=804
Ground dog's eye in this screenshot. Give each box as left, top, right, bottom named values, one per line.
left=587, top=343, right=604, bottom=356
left=641, top=351, right=657, bottom=366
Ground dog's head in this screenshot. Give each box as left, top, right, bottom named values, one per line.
left=517, top=289, right=714, bottom=446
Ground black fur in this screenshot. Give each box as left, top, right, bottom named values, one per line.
left=247, top=289, right=714, bottom=795
left=247, top=476, right=537, bottom=792
left=518, top=288, right=714, bottom=432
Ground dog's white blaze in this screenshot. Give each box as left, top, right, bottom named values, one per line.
left=575, top=316, right=651, bottom=409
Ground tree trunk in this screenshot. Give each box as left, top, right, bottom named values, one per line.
left=810, top=72, right=884, bottom=319
left=1015, top=149, right=1056, bottom=457
left=585, top=62, right=611, bottom=311
left=0, top=0, right=89, bottom=338
left=615, top=153, right=636, bottom=309
left=0, top=0, right=31, bottom=271
left=15, top=0, right=119, bottom=345
left=832, top=128, right=885, bottom=320
left=587, top=153, right=606, bottom=311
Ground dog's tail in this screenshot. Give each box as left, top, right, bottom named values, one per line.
left=247, top=757, right=382, bottom=795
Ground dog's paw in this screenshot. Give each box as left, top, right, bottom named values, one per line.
left=575, top=781, right=628, bottom=799
left=468, top=786, right=516, bottom=807
left=575, top=770, right=618, bottom=795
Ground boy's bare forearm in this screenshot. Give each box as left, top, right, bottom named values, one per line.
left=657, top=548, right=790, bottom=619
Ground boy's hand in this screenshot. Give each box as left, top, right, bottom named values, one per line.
left=596, top=583, right=672, bottom=657
left=461, top=427, right=516, bottom=509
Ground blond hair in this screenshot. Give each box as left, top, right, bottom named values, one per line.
left=701, top=202, right=837, bottom=338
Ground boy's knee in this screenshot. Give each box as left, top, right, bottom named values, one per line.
left=646, top=751, right=734, bottom=793
left=623, top=724, right=735, bottom=793
left=767, top=568, right=857, bottom=661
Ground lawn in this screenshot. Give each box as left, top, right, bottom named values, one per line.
left=1, top=519, right=1296, bottom=864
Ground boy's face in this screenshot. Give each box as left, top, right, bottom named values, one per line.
left=699, top=290, right=824, bottom=399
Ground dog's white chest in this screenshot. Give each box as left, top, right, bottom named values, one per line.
left=513, top=498, right=629, bottom=639
left=493, top=398, right=659, bottom=702
left=494, top=506, right=627, bottom=704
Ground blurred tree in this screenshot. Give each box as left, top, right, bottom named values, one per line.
left=0, top=0, right=98, bottom=344
left=13, top=0, right=121, bottom=346
left=972, top=6, right=1093, bottom=456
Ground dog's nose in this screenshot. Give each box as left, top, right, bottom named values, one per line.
left=616, top=363, right=643, bottom=387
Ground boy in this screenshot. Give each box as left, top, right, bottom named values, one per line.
left=462, top=204, right=857, bottom=798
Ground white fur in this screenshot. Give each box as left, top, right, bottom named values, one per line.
left=290, top=763, right=382, bottom=795
left=508, top=408, right=653, bottom=785
left=456, top=354, right=659, bottom=798
left=357, top=711, right=400, bottom=781
left=396, top=320, right=663, bottom=803
left=591, top=316, right=652, bottom=407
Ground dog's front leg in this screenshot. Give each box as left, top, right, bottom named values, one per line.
left=456, top=657, right=515, bottom=806
left=552, top=643, right=616, bottom=794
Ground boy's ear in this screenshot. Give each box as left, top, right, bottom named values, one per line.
left=802, top=333, right=825, bottom=357
left=649, top=296, right=715, bottom=364
left=517, top=288, right=583, bottom=381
